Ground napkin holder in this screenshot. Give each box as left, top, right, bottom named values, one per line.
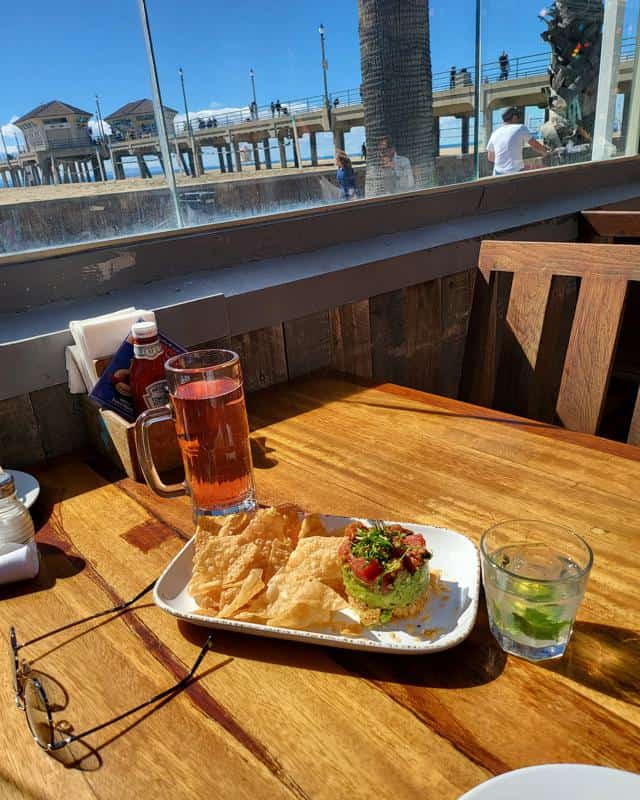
left=81, top=353, right=182, bottom=482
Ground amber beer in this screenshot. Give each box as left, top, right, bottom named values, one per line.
left=135, top=350, right=257, bottom=517
left=171, top=376, right=253, bottom=511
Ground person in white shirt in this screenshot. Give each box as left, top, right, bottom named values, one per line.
left=378, top=136, right=415, bottom=191
left=487, top=107, right=548, bottom=175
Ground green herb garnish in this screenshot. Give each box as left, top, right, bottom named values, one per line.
left=350, top=524, right=394, bottom=564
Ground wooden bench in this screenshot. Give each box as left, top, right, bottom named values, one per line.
left=581, top=209, right=640, bottom=242
left=461, top=241, right=640, bottom=445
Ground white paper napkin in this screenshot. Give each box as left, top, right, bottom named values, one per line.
left=68, top=307, right=155, bottom=391
left=0, top=541, right=39, bottom=585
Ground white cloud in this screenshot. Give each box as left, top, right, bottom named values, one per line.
left=88, top=118, right=112, bottom=137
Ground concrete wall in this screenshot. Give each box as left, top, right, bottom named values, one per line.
left=0, top=156, right=503, bottom=255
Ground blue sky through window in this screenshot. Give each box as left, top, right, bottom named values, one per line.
left=1, top=1, right=638, bottom=160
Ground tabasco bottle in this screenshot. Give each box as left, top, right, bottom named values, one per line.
left=130, top=320, right=170, bottom=416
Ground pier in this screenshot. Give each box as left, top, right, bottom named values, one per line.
left=1, top=42, right=636, bottom=187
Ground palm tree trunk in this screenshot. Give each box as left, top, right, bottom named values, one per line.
left=358, top=0, right=435, bottom=197
left=540, top=1, right=604, bottom=148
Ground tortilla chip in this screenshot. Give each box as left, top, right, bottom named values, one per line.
left=299, top=514, right=328, bottom=539
left=218, top=568, right=265, bottom=618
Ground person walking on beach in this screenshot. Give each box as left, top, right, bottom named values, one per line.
left=335, top=150, right=357, bottom=199
left=487, top=107, right=548, bottom=175
left=378, top=135, right=415, bottom=192
left=450, top=66, right=456, bottom=89
left=499, top=51, right=509, bottom=80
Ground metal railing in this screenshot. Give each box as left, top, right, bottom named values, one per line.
left=119, top=36, right=639, bottom=142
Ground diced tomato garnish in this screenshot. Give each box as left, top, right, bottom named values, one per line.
left=338, top=538, right=351, bottom=560
left=349, top=556, right=383, bottom=583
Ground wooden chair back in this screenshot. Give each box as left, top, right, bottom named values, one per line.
left=581, top=210, right=640, bottom=242
left=461, top=241, right=640, bottom=443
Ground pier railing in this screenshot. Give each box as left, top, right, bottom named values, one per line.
left=127, top=37, right=638, bottom=140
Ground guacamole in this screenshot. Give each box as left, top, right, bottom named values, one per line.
left=339, top=521, right=432, bottom=624
left=342, top=562, right=430, bottom=610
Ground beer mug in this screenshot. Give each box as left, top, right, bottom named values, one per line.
left=135, top=349, right=257, bottom=518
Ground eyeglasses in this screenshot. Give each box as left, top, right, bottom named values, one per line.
left=9, top=578, right=212, bottom=755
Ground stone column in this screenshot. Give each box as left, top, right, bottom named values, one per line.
left=50, top=157, right=60, bottom=184
left=252, top=141, right=261, bottom=170
left=333, top=129, right=345, bottom=151
left=278, top=136, right=287, bottom=168
left=484, top=108, right=493, bottom=150
left=233, top=140, right=242, bottom=172
left=433, top=117, right=440, bottom=157
left=309, top=132, right=318, bottom=166
left=196, top=148, right=204, bottom=175
left=113, top=152, right=125, bottom=180
left=225, top=143, right=233, bottom=172
left=91, top=155, right=102, bottom=181
left=622, top=88, right=631, bottom=147
left=460, top=116, right=470, bottom=154
left=187, top=149, right=196, bottom=177
left=137, top=154, right=151, bottom=178
left=262, top=138, right=272, bottom=168
left=217, top=146, right=226, bottom=173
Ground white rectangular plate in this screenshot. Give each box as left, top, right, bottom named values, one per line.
left=154, top=516, right=480, bottom=654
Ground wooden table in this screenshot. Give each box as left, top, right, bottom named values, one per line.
left=2, top=375, right=639, bottom=799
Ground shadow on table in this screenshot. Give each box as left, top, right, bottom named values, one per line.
left=540, top=621, right=640, bottom=706
left=0, top=543, right=85, bottom=601
left=177, top=598, right=505, bottom=691
left=36, top=659, right=229, bottom=771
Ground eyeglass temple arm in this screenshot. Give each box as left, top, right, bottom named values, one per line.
left=53, top=634, right=213, bottom=750
left=22, top=579, right=158, bottom=648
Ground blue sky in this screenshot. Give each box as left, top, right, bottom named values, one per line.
left=2, top=1, right=639, bottom=154
left=1, top=2, right=570, bottom=131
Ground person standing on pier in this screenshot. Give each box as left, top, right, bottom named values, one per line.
left=487, top=107, right=548, bottom=175
left=450, top=66, right=456, bottom=89
left=499, top=51, right=510, bottom=80
left=335, top=150, right=357, bottom=199
left=378, top=135, right=415, bottom=192
left=270, top=101, right=276, bottom=117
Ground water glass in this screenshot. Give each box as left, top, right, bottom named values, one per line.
left=480, top=520, right=593, bottom=661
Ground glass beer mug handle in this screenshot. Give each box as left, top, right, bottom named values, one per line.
left=134, top=405, right=187, bottom=499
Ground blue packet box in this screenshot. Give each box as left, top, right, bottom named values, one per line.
left=89, top=332, right=185, bottom=423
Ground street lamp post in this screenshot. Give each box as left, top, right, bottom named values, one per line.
left=95, top=94, right=113, bottom=181
left=319, top=23, right=331, bottom=124
left=249, top=68, right=258, bottom=118
left=179, top=66, right=200, bottom=177
left=137, top=0, right=183, bottom=227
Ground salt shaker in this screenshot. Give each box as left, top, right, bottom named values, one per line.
left=0, top=472, right=35, bottom=548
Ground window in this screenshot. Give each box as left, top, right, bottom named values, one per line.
left=1, top=0, right=639, bottom=257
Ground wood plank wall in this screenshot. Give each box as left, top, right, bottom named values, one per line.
left=0, top=214, right=578, bottom=469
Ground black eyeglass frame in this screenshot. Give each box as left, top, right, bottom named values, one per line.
left=10, top=579, right=213, bottom=752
